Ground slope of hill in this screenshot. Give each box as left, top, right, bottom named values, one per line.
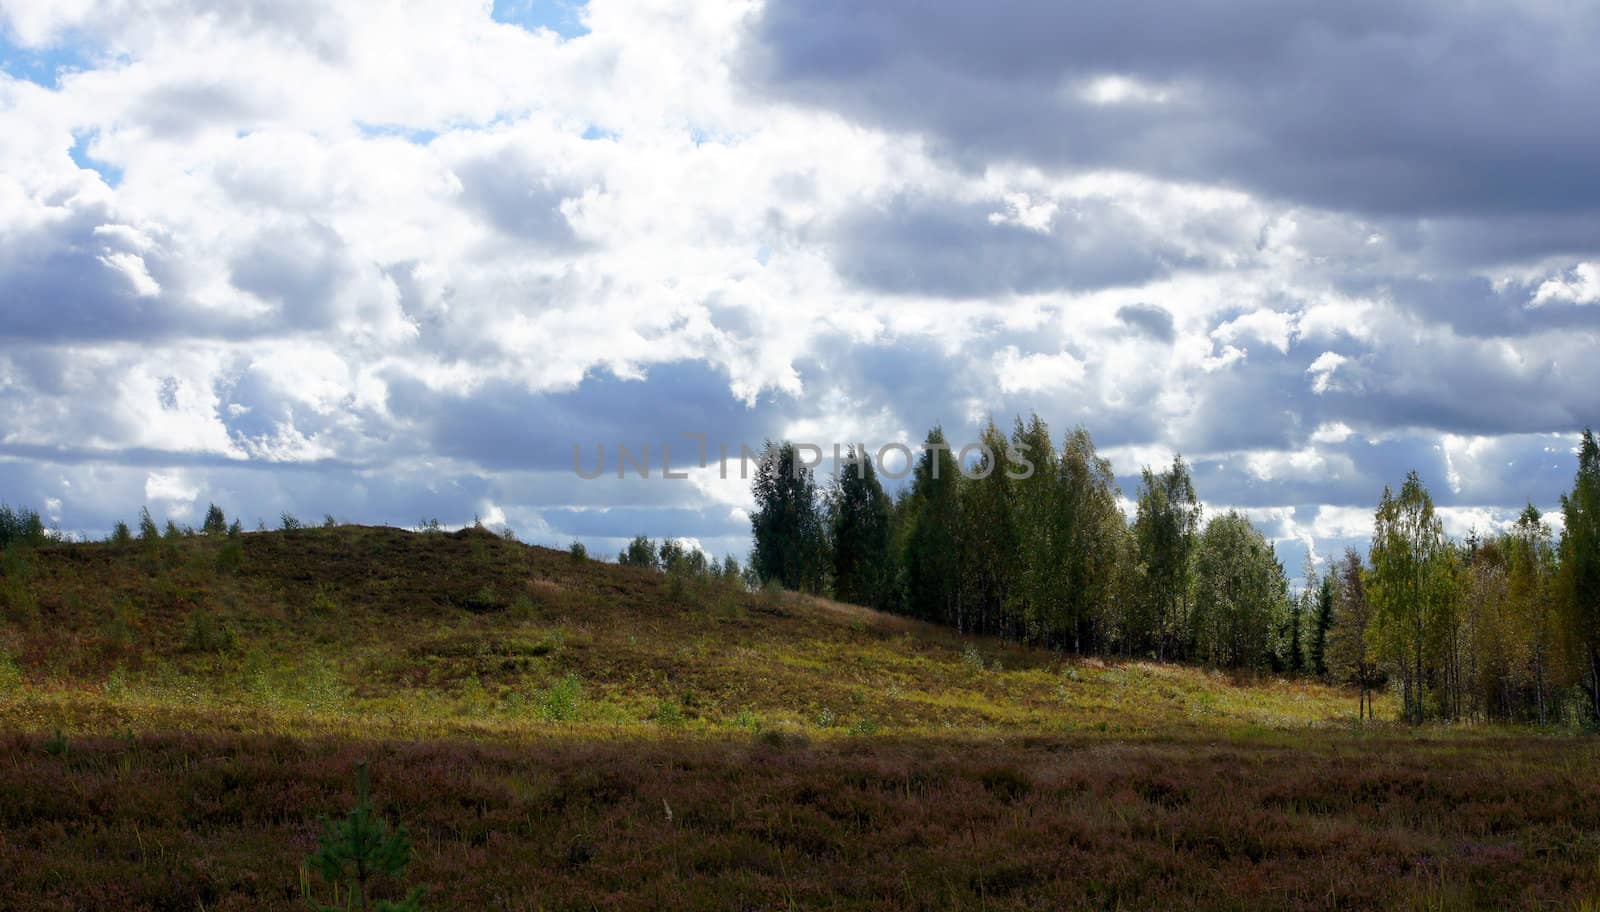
left=1, top=526, right=1597, bottom=910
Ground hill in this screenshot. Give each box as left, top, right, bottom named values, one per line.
left=1, top=525, right=1597, bottom=910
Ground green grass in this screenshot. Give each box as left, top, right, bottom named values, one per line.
left=0, top=525, right=1596, bottom=910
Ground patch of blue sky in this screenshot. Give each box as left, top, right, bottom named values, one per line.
left=490, top=0, right=590, bottom=40
left=69, top=131, right=122, bottom=187
left=0, top=30, right=98, bottom=89
left=355, top=122, right=441, bottom=145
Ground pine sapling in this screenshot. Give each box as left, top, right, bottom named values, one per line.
left=305, top=761, right=424, bottom=911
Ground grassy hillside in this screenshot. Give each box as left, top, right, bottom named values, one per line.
left=1, top=526, right=1598, bottom=910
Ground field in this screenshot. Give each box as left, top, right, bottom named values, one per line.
left=2, top=526, right=1598, bottom=909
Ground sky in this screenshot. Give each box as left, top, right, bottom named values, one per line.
left=1, top=0, right=1597, bottom=572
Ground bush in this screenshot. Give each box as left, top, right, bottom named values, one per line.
left=652, top=699, right=686, bottom=727
left=309, top=587, right=340, bottom=616
left=848, top=717, right=880, bottom=736
left=0, top=503, right=47, bottom=550
left=280, top=512, right=303, bottom=532
left=137, top=506, right=160, bottom=543
left=110, top=521, right=133, bottom=545
left=0, top=648, right=22, bottom=694
left=305, top=762, right=424, bottom=911
left=185, top=610, right=237, bottom=654
left=617, top=535, right=657, bottom=570
left=962, top=643, right=985, bottom=672
left=202, top=503, right=227, bottom=536
left=537, top=674, right=584, bottom=722
left=568, top=541, right=588, bottom=562
left=215, top=540, right=244, bottom=574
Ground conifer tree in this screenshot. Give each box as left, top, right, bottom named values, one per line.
left=1561, top=429, right=1600, bottom=721
left=306, top=761, right=423, bottom=911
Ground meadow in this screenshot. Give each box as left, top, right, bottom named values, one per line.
left=2, top=525, right=1598, bottom=909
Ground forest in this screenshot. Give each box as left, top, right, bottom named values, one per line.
left=737, top=420, right=1600, bottom=727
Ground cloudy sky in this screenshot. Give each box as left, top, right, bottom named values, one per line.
left=2, top=0, right=1597, bottom=570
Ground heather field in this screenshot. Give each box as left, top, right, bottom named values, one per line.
left=2, top=526, right=1598, bottom=910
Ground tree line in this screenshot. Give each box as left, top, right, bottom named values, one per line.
left=747, top=420, right=1600, bottom=725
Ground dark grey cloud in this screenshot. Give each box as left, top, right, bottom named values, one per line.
left=384, top=360, right=792, bottom=473
left=1116, top=303, right=1175, bottom=343
left=746, top=1, right=1600, bottom=226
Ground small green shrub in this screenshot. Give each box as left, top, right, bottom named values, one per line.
left=815, top=706, right=837, bottom=729
left=137, top=506, right=160, bottom=543
left=568, top=541, right=588, bottom=562
left=962, top=643, right=985, bottom=672
left=509, top=593, right=537, bottom=622
left=215, top=539, right=245, bottom=574
left=300, top=659, right=351, bottom=713
left=753, top=728, right=810, bottom=750
left=309, top=587, right=340, bottom=616
left=537, top=673, right=583, bottom=722
left=652, top=699, right=686, bottom=727
left=305, top=762, right=424, bottom=911
left=202, top=503, right=227, bottom=535
left=0, top=648, right=23, bottom=693
left=110, top=521, right=133, bottom=545
left=733, top=709, right=762, bottom=732
left=185, top=610, right=236, bottom=654
left=848, top=717, right=880, bottom=736
left=280, top=512, right=303, bottom=532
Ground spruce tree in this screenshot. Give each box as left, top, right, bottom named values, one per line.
left=1561, top=429, right=1600, bottom=721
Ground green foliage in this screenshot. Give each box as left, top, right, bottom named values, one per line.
left=0, top=646, right=22, bottom=693
left=203, top=503, right=228, bottom=536
left=903, top=426, right=963, bottom=626
left=848, top=717, right=879, bottom=736
left=305, top=762, right=424, bottom=911
left=617, top=535, right=658, bottom=570
left=750, top=440, right=827, bottom=592
left=959, top=419, right=1021, bottom=637
left=216, top=539, right=245, bottom=574
left=1191, top=512, right=1288, bottom=670
left=281, top=512, right=304, bottom=532
left=185, top=609, right=237, bottom=654
left=651, top=699, right=685, bottom=727
left=1562, top=429, right=1600, bottom=720
left=110, top=520, right=133, bottom=545
left=0, top=502, right=48, bottom=550
left=537, top=673, right=583, bottom=722
left=568, top=540, right=588, bottom=562
left=1131, top=456, right=1202, bottom=661
left=829, top=445, right=895, bottom=611
left=1309, top=568, right=1336, bottom=677
left=1368, top=471, right=1453, bottom=724
left=137, top=506, right=160, bottom=543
